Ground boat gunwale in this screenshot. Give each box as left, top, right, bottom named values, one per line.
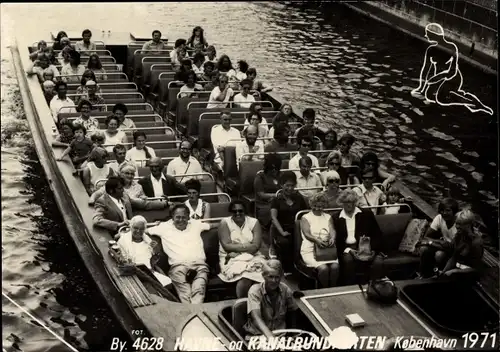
left=13, top=29, right=499, bottom=350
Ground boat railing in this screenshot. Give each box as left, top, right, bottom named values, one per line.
left=275, top=183, right=386, bottom=197
left=67, top=92, right=145, bottom=99
left=294, top=203, right=413, bottom=220
left=141, top=57, right=172, bottom=64
left=55, top=63, right=119, bottom=70
left=58, top=103, right=153, bottom=114
left=59, top=72, right=127, bottom=80
left=103, top=139, right=179, bottom=148
left=116, top=221, right=162, bottom=234
left=133, top=49, right=173, bottom=55
left=167, top=192, right=232, bottom=202
left=67, top=82, right=138, bottom=90
left=177, top=90, right=261, bottom=100
left=199, top=110, right=280, bottom=121
left=120, top=126, right=175, bottom=134
left=105, top=156, right=176, bottom=165
left=33, top=40, right=107, bottom=47
left=65, top=113, right=161, bottom=122
left=187, top=100, right=274, bottom=110
left=81, top=55, right=116, bottom=63
left=168, top=80, right=210, bottom=88
left=159, top=72, right=176, bottom=79
left=53, top=49, right=113, bottom=56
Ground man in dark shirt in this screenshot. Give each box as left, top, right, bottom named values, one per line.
left=264, top=123, right=296, bottom=157
left=270, top=171, right=308, bottom=272
left=293, top=108, right=326, bottom=142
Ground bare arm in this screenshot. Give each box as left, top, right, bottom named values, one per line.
left=81, top=167, right=93, bottom=195
left=412, top=46, right=433, bottom=93
left=203, top=202, right=211, bottom=219
left=300, top=217, right=323, bottom=245
left=250, top=311, right=274, bottom=339
left=57, top=146, right=72, bottom=161
left=270, top=208, right=287, bottom=236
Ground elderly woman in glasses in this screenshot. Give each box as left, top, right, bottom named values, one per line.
left=333, top=189, right=384, bottom=285
left=218, top=200, right=266, bottom=298
left=116, top=215, right=171, bottom=287
left=319, top=170, right=342, bottom=209
left=300, top=193, right=340, bottom=288
left=322, top=151, right=359, bottom=186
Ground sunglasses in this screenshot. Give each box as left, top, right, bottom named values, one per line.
left=327, top=179, right=340, bottom=184
left=232, top=209, right=245, bottom=214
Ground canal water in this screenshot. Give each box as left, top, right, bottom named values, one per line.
left=1, top=2, right=497, bottom=351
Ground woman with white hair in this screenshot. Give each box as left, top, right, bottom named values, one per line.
left=333, top=189, right=384, bottom=285
left=438, top=209, right=484, bottom=277
left=300, top=193, right=340, bottom=288
left=117, top=215, right=171, bottom=286
left=320, top=170, right=342, bottom=208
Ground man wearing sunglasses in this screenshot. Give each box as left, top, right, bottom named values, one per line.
left=233, top=79, right=256, bottom=108
left=288, top=137, right=319, bottom=174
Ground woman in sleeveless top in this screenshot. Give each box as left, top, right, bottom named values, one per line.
left=218, top=200, right=266, bottom=298
left=184, top=179, right=211, bottom=220
left=300, top=193, right=340, bottom=288
left=125, top=131, right=156, bottom=170
left=82, top=147, right=114, bottom=195
left=103, top=115, right=127, bottom=153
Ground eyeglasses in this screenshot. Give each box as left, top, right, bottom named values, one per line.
left=327, top=179, right=340, bottom=184
left=232, top=209, right=245, bottom=214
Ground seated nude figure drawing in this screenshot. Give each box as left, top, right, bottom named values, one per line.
left=411, top=23, right=494, bottom=116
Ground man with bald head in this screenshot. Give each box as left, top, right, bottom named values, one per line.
left=138, top=157, right=187, bottom=198
left=244, top=259, right=298, bottom=338
left=235, top=125, right=265, bottom=169
left=166, top=140, right=203, bottom=183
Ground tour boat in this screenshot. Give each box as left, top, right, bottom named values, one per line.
left=11, top=29, right=499, bottom=351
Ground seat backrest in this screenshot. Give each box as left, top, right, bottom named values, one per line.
left=200, top=180, right=217, bottom=195
left=239, top=160, right=264, bottom=197
left=134, top=209, right=170, bottom=223
left=155, top=148, right=180, bottom=158
left=158, top=74, right=177, bottom=102
left=134, top=54, right=169, bottom=76
left=142, top=60, right=170, bottom=84
left=210, top=202, right=230, bottom=219
left=168, top=86, right=182, bottom=112
left=375, top=213, right=413, bottom=253
left=201, top=227, right=221, bottom=275
left=294, top=220, right=304, bottom=262
left=177, top=97, right=206, bottom=126
left=232, top=299, right=248, bottom=338
left=223, top=146, right=238, bottom=178
left=112, top=98, right=147, bottom=109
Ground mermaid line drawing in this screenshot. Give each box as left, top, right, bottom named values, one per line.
left=411, top=23, right=493, bottom=116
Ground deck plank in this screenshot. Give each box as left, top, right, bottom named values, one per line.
left=303, top=291, right=430, bottom=338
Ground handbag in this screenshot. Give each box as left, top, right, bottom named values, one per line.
left=364, top=279, right=398, bottom=305
left=352, top=235, right=375, bottom=262
left=314, top=244, right=338, bottom=261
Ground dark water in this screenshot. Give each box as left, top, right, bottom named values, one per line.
left=1, top=2, right=497, bottom=351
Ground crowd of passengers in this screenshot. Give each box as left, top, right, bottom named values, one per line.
left=37, top=27, right=485, bottom=339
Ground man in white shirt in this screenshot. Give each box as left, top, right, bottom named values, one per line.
left=353, top=171, right=385, bottom=214
left=296, top=156, right=322, bottom=201
left=75, top=29, right=97, bottom=56
left=147, top=204, right=210, bottom=303
left=108, top=144, right=128, bottom=174
left=210, top=111, right=241, bottom=170
left=169, top=38, right=187, bottom=68
left=50, top=81, right=75, bottom=123
left=235, top=125, right=264, bottom=169
left=289, top=137, right=319, bottom=174
left=233, top=79, right=256, bottom=108
left=166, top=141, right=203, bottom=183
left=206, top=74, right=234, bottom=109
